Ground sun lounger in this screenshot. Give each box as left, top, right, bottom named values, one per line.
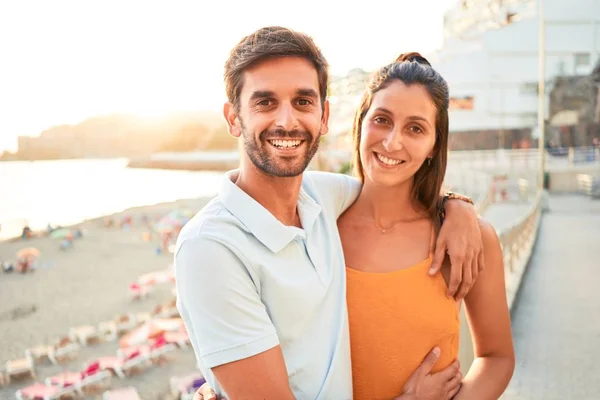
left=4, top=355, right=35, bottom=384
left=0, top=366, right=7, bottom=386
left=69, top=325, right=100, bottom=346
left=24, top=345, right=53, bottom=364
left=45, top=363, right=112, bottom=394
left=163, top=330, right=190, bottom=349
left=44, top=371, right=82, bottom=387
left=15, top=382, right=77, bottom=400
left=98, top=321, right=119, bottom=342
left=89, top=349, right=152, bottom=379
left=102, top=386, right=141, bottom=400
left=134, top=313, right=151, bottom=326
left=138, top=269, right=174, bottom=286
left=99, top=313, right=138, bottom=341
left=151, top=299, right=179, bottom=319
left=147, top=336, right=177, bottom=363
left=118, top=336, right=176, bottom=365
left=47, top=337, right=80, bottom=365
left=169, top=372, right=204, bottom=397
left=129, top=283, right=152, bottom=300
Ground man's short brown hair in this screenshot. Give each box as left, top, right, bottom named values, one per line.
left=224, top=26, right=329, bottom=110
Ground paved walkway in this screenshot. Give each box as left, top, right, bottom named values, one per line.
left=501, top=195, right=600, bottom=399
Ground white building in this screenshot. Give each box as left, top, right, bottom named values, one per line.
left=431, top=0, right=600, bottom=134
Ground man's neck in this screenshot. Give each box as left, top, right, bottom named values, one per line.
left=234, top=164, right=303, bottom=228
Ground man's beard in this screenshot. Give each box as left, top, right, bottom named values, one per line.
left=240, top=118, right=321, bottom=177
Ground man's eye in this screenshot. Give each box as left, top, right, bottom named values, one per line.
left=257, top=100, right=272, bottom=107
left=297, top=99, right=312, bottom=106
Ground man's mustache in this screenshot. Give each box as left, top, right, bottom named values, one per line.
left=260, top=129, right=312, bottom=141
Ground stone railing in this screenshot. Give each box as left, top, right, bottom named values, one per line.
left=498, top=190, right=543, bottom=308
left=458, top=185, right=543, bottom=372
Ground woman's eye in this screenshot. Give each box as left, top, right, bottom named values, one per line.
left=374, top=117, right=389, bottom=125
left=409, top=125, right=423, bottom=134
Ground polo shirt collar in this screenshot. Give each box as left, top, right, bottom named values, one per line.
left=220, top=170, right=322, bottom=253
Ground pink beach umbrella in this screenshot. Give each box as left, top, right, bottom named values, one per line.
left=16, top=247, right=40, bottom=261
left=119, top=318, right=184, bottom=348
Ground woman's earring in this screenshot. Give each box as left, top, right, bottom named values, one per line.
left=427, top=157, right=432, bottom=166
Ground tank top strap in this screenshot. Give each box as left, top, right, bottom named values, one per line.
left=428, top=223, right=436, bottom=258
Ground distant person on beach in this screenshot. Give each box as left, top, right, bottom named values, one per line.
left=21, top=224, right=32, bottom=240
left=176, top=26, right=486, bottom=400
left=1, top=261, right=15, bottom=273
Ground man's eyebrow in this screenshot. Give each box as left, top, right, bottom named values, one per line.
left=296, top=88, right=318, bottom=98
left=249, top=90, right=275, bottom=101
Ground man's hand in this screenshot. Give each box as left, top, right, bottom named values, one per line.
left=395, top=347, right=462, bottom=400
left=193, top=383, right=221, bottom=400
left=429, top=199, right=484, bottom=300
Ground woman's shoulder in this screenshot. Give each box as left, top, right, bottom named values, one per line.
left=478, top=217, right=501, bottom=248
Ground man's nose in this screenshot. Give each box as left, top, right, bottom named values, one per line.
left=274, top=103, right=298, bottom=131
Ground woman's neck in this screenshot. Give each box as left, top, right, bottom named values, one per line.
left=353, top=179, right=425, bottom=228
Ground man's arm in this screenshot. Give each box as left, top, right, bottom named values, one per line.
left=193, top=348, right=463, bottom=400
left=430, top=194, right=484, bottom=300
left=175, top=236, right=294, bottom=400
left=304, top=171, right=361, bottom=218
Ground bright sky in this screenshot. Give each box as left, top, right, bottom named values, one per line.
left=0, top=0, right=455, bottom=151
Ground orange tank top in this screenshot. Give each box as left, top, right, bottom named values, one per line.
left=346, top=229, right=459, bottom=400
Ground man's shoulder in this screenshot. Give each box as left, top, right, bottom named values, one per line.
left=176, top=196, right=248, bottom=253
left=303, top=171, right=359, bottom=196
left=303, top=171, right=361, bottom=213
left=304, top=170, right=347, bottom=187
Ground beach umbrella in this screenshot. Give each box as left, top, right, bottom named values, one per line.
left=160, top=209, right=194, bottom=226
left=153, top=208, right=194, bottom=234
left=119, top=318, right=184, bottom=348
left=50, top=228, right=73, bottom=240
left=153, top=220, right=176, bottom=234
left=16, top=247, right=40, bottom=261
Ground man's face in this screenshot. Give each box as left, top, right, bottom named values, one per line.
left=225, top=56, right=329, bottom=177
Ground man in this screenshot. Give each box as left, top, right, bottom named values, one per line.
left=175, top=26, right=483, bottom=400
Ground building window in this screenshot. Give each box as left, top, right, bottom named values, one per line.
left=574, top=53, right=591, bottom=67
left=450, top=95, right=475, bottom=110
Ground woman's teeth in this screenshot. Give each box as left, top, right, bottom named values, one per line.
left=376, top=152, right=403, bottom=166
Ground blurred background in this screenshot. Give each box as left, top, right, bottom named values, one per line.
left=0, top=0, right=599, bottom=399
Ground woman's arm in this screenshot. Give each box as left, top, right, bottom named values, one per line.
left=453, top=219, right=515, bottom=399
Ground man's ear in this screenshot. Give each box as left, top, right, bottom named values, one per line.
left=320, top=99, right=330, bottom=136
left=223, top=102, right=242, bottom=138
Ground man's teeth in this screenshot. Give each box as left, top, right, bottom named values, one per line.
left=376, top=152, right=403, bottom=166
left=269, top=139, right=302, bottom=148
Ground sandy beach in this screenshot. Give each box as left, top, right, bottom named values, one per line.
left=0, top=196, right=214, bottom=400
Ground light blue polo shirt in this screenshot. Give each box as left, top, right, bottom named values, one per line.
left=175, top=170, right=360, bottom=400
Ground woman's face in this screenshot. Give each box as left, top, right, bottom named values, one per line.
left=359, top=80, right=437, bottom=188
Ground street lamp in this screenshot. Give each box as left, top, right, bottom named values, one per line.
left=538, top=0, right=546, bottom=189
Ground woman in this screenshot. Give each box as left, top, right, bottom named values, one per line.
left=339, top=53, right=515, bottom=399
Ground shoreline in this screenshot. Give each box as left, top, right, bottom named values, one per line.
left=0, top=196, right=213, bottom=245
